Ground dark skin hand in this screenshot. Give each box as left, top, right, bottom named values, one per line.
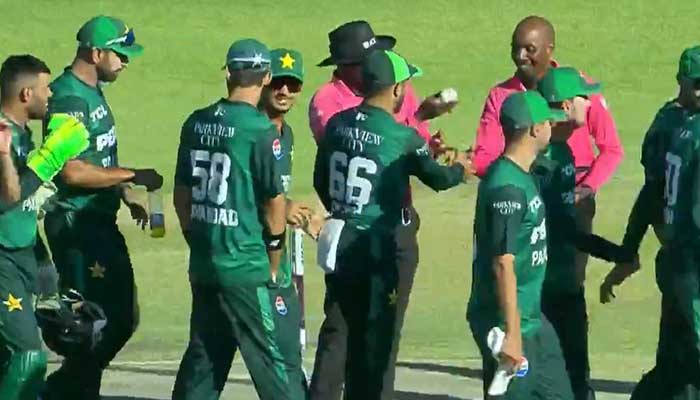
left=511, top=16, right=555, bottom=89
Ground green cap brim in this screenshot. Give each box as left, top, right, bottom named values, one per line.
left=271, top=70, right=304, bottom=83
left=109, top=43, right=144, bottom=58
left=580, top=81, right=601, bottom=96
left=548, top=109, right=568, bottom=123
left=408, top=64, right=423, bottom=79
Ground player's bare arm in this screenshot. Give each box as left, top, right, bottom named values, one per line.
left=0, top=119, right=20, bottom=204
left=264, top=193, right=287, bottom=281
left=493, top=253, right=522, bottom=369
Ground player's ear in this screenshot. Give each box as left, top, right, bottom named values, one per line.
left=562, top=99, right=573, bottom=113
left=262, top=72, right=272, bottom=86
left=91, top=48, right=103, bottom=64
left=18, top=87, right=31, bottom=104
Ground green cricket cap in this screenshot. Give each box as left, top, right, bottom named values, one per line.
left=223, top=38, right=271, bottom=71
left=677, top=46, right=700, bottom=80
left=500, top=91, right=567, bottom=132
left=537, top=67, right=601, bottom=103
left=270, top=48, right=304, bottom=82
left=77, top=16, right=143, bottom=58
left=361, top=49, right=422, bottom=94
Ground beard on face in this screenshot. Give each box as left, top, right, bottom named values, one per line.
left=97, top=64, right=120, bottom=83
left=27, top=96, right=48, bottom=120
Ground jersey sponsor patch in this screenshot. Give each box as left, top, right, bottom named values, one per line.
left=272, top=138, right=283, bottom=160
left=492, top=200, right=522, bottom=215
left=275, top=295, right=288, bottom=316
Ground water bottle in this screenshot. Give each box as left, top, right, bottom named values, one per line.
left=487, top=327, right=528, bottom=396
left=148, top=189, right=165, bottom=238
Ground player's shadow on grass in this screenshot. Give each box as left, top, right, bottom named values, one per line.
left=394, top=391, right=472, bottom=400
left=103, top=397, right=161, bottom=400
left=395, top=361, right=637, bottom=395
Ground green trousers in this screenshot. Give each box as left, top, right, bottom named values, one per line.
left=471, top=317, right=574, bottom=400
left=269, top=283, right=308, bottom=400
left=43, top=211, right=138, bottom=399
left=541, top=289, right=595, bottom=400
left=333, top=228, right=399, bottom=400
left=172, top=282, right=292, bottom=400
left=0, top=246, right=47, bottom=400
left=632, top=248, right=700, bottom=400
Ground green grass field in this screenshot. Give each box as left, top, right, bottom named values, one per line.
left=3, top=0, right=698, bottom=391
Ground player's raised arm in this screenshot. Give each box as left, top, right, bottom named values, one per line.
left=407, top=134, right=471, bottom=191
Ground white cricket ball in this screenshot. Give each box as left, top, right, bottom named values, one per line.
left=440, top=87, right=458, bottom=104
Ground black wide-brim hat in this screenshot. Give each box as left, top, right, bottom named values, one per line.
left=317, top=20, right=396, bottom=67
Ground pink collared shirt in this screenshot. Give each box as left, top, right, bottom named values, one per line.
left=472, top=71, right=623, bottom=191
left=308, top=75, right=431, bottom=143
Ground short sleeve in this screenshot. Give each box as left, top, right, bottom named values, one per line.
left=487, top=185, right=527, bottom=256
left=252, top=127, right=284, bottom=200
left=45, top=96, right=91, bottom=159
left=46, top=96, right=89, bottom=128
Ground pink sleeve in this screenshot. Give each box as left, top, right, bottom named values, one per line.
left=400, top=83, right=431, bottom=142
left=308, top=91, right=335, bottom=144
left=473, top=90, right=505, bottom=177
left=579, top=95, right=624, bottom=191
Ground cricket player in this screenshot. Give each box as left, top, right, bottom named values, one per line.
left=534, top=67, right=635, bottom=400
left=606, top=46, right=700, bottom=400
left=472, top=15, right=623, bottom=288
left=42, top=16, right=164, bottom=399
left=309, top=20, right=465, bottom=399
left=0, top=54, right=89, bottom=400
left=259, top=47, right=323, bottom=399
left=172, top=38, right=292, bottom=400
left=313, top=49, right=470, bottom=399
left=467, top=90, right=573, bottom=399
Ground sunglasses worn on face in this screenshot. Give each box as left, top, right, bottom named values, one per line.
left=270, top=77, right=302, bottom=93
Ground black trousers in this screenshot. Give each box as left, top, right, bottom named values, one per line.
left=309, top=207, right=420, bottom=400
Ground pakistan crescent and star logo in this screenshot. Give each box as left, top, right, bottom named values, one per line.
left=4, top=293, right=22, bottom=312
left=90, top=262, right=106, bottom=279
left=388, top=289, right=398, bottom=305
left=280, top=52, right=295, bottom=69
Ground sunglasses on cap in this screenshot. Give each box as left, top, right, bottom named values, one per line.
left=270, top=77, right=302, bottom=93
left=105, top=28, right=136, bottom=47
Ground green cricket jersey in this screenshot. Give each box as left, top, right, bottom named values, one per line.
left=467, top=156, right=547, bottom=338
left=0, top=114, right=38, bottom=249
left=532, top=141, right=578, bottom=294
left=46, top=68, right=121, bottom=215
left=313, top=104, right=464, bottom=233
left=175, top=98, right=284, bottom=286
left=278, top=122, right=294, bottom=288
left=663, top=111, right=700, bottom=249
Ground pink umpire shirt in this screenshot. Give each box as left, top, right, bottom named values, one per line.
left=308, top=76, right=431, bottom=143
left=472, top=68, right=623, bottom=191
